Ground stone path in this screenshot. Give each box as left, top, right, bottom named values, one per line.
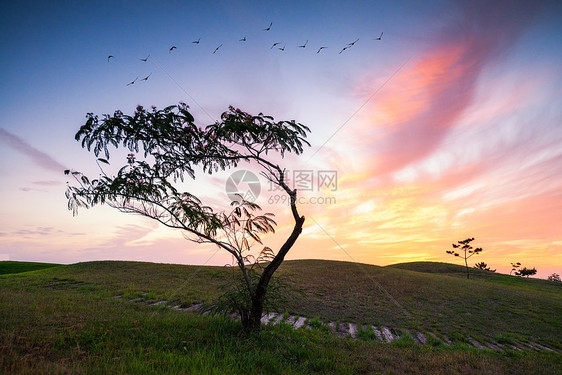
left=119, top=295, right=560, bottom=353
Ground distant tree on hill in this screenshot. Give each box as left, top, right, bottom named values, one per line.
left=65, top=103, right=310, bottom=332
left=510, top=262, right=521, bottom=275
left=515, top=267, right=537, bottom=278
left=511, top=262, right=537, bottom=278
left=474, top=261, right=496, bottom=272
left=446, top=237, right=483, bottom=279
left=547, top=273, right=561, bottom=282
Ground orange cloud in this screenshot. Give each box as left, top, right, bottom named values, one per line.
left=369, top=44, right=469, bottom=129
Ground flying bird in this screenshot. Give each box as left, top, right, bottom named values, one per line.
left=271, top=42, right=281, bottom=49
left=169, top=45, right=177, bottom=53
left=126, top=77, right=138, bottom=86
left=213, top=44, right=223, bottom=54
left=373, top=32, right=383, bottom=40
left=263, top=22, right=272, bottom=31
left=239, top=36, right=246, bottom=42
left=107, top=55, right=114, bottom=62
left=278, top=45, right=285, bottom=51
left=139, top=54, right=150, bottom=62
left=346, top=38, right=359, bottom=46
left=339, top=46, right=350, bottom=54
left=298, top=40, right=308, bottom=48
left=141, top=73, right=152, bottom=81
left=317, top=46, right=327, bottom=54
left=192, top=38, right=200, bottom=44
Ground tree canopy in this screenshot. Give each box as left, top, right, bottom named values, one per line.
left=66, top=103, right=311, bottom=330
left=446, top=237, right=483, bottom=279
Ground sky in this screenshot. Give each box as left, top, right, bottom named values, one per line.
left=1, top=0, right=561, bottom=278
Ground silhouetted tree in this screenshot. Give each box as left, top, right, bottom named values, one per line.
left=474, top=261, right=496, bottom=272
left=510, top=262, right=521, bottom=275
left=547, top=273, right=561, bottom=282
left=515, top=267, right=537, bottom=278
left=65, top=103, right=310, bottom=331
left=446, top=237, right=482, bottom=279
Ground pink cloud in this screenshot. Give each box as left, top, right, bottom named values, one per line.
left=357, top=0, right=542, bottom=178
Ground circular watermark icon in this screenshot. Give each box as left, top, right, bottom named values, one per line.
left=225, top=170, right=261, bottom=202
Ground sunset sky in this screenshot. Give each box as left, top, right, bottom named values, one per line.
left=1, top=0, right=561, bottom=278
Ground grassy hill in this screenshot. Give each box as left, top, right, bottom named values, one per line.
left=1, top=259, right=560, bottom=374
left=0, top=261, right=61, bottom=275
left=280, top=260, right=561, bottom=345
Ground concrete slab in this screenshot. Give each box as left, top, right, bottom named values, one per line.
left=293, top=316, right=307, bottom=329
left=261, top=312, right=277, bottom=325
left=416, top=332, right=427, bottom=345
left=381, top=327, right=394, bottom=342
left=371, top=326, right=384, bottom=342
left=467, top=337, right=486, bottom=349
left=348, top=323, right=358, bottom=338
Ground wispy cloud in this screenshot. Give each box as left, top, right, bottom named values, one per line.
left=355, top=0, right=542, bottom=178
left=19, top=187, right=47, bottom=192
left=33, top=180, right=63, bottom=186
left=14, top=227, right=57, bottom=237
left=1, top=226, right=86, bottom=242
left=0, top=128, right=66, bottom=172
left=18, top=180, right=64, bottom=193
left=289, top=0, right=560, bottom=275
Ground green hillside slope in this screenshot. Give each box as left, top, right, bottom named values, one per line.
left=0, top=261, right=61, bottom=275
left=1, top=259, right=560, bottom=374
left=279, top=260, right=561, bottom=346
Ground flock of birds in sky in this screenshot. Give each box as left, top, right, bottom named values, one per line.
left=106, top=22, right=384, bottom=86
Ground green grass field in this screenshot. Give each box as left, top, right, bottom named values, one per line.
left=0, top=261, right=61, bottom=275
left=0, top=259, right=560, bottom=374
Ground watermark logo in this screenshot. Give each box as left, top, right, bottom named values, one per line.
left=267, top=170, right=338, bottom=192
left=225, top=170, right=261, bottom=202
left=226, top=169, right=338, bottom=205
left=318, top=170, right=337, bottom=191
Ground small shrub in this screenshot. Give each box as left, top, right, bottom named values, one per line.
left=391, top=334, right=416, bottom=348
left=123, top=290, right=145, bottom=299
left=357, top=326, right=378, bottom=341
left=474, top=262, right=496, bottom=272
left=495, top=334, right=515, bottom=345
left=143, top=291, right=157, bottom=300
left=517, top=267, right=537, bottom=278
left=450, top=332, right=469, bottom=344
left=426, top=335, right=444, bottom=348
left=307, top=317, right=326, bottom=331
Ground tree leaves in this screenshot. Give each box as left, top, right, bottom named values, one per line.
left=446, top=237, right=483, bottom=278
left=68, top=103, right=305, bottom=273
left=67, top=103, right=311, bottom=331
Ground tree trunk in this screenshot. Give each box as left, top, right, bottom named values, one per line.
left=465, top=255, right=469, bottom=279
left=250, top=295, right=265, bottom=331
left=240, top=214, right=305, bottom=332
left=238, top=296, right=264, bottom=331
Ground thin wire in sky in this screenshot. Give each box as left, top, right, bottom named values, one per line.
left=145, top=51, right=413, bottom=320
left=309, top=215, right=411, bottom=318
left=301, top=56, right=415, bottom=318
left=306, top=55, right=413, bottom=163
left=150, top=57, right=216, bottom=123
